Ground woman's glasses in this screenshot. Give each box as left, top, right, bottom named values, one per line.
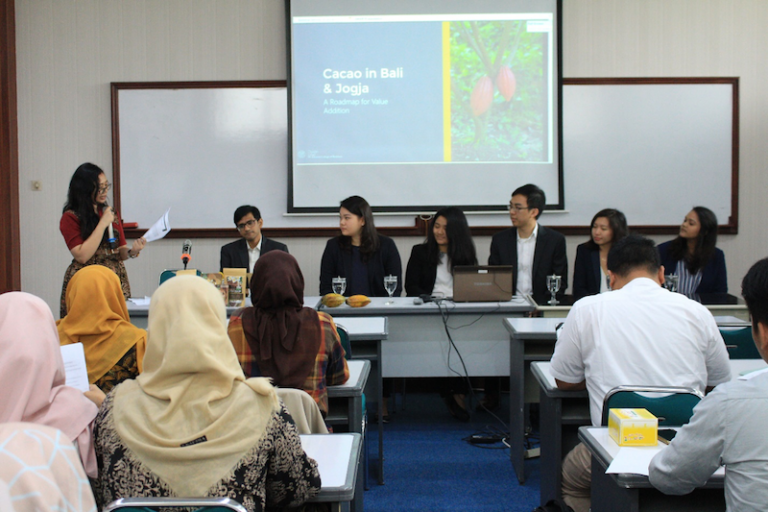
left=97, top=182, right=112, bottom=193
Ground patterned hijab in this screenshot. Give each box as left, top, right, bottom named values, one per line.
left=0, top=422, right=97, bottom=512
left=0, top=292, right=98, bottom=471
left=242, top=251, right=322, bottom=388
left=113, top=276, right=279, bottom=497
left=57, top=265, right=146, bottom=383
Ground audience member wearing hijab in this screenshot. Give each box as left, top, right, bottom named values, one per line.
left=93, top=275, right=320, bottom=511
left=0, top=292, right=100, bottom=478
left=57, top=265, right=146, bottom=393
left=0, top=422, right=97, bottom=512
left=228, top=251, right=350, bottom=417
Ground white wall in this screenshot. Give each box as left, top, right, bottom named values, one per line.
left=15, top=0, right=768, bottom=315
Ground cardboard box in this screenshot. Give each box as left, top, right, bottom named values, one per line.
left=608, top=408, right=658, bottom=446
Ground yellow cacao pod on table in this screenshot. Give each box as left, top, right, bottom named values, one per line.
left=346, top=295, right=371, bottom=308
left=321, top=293, right=345, bottom=307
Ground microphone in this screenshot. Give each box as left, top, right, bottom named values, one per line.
left=104, top=202, right=117, bottom=251
left=181, top=239, right=192, bottom=269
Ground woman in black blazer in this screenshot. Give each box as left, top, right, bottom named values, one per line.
left=572, top=208, right=628, bottom=300
left=405, top=207, right=477, bottom=297
left=319, top=195, right=402, bottom=297
left=405, top=207, right=478, bottom=421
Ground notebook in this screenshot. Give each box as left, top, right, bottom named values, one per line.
left=452, top=266, right=514, bottom=302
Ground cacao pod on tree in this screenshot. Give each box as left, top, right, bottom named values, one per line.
left=470, top=76, right=494, bottom=117
left=496, top=66, right=516, bottom=101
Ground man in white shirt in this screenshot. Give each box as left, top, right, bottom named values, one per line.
left=550, top=234, right=731, bottom=512
left=649, top=257, right=768, bottom=512
left=220, top=205, right=288, bottom=272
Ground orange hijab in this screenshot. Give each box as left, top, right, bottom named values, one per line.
left=57, top=265, right=146, bottom=383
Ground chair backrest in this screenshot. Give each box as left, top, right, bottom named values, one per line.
left=601, top=385, right=704, bottom=426
left=159, top=269, right=203, bottom=286
left=720, top=327, right=761, bottom=359
left=276, top=387, right=329, bottom=434
left=103, top=497, right=247, bottom=512
left=336, top=323, right=352, bottom=360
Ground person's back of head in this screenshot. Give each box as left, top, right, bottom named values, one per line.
left=607, top=234, right=661, bottom=279
left=742, top=257, right=768, bottom=361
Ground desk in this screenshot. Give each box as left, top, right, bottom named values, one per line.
left=537, top=294, right=749, bottom=320
left=327, top=359, right=370, bottom=436
left=301, top=433, right=362, bottom=512
left=533, top=359, right=767, bottom=508
left=312, top=296, right=536, bottom=377
left=578, top=427, right=725, bottom=512
left=330, top=316, right=388, bottom=486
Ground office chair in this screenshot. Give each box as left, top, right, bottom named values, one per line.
left=276, top=387, right=328, bottom=434
left=721, top=327, right=761, bottom=359
left=601, top=385, right=704, bottom=426
left=103, top=497, right=247, bottom=512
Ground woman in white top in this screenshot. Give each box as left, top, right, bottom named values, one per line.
left=405, top=207, right=478, bottom=421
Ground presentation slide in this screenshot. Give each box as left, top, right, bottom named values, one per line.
left=288, top=1, right=561, bottom=212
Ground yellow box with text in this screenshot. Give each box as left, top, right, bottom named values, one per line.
left=608, top=408, right=658, bottom=446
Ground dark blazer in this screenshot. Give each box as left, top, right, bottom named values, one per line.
left=319, top=235, right=402, bottom=297
left=657, top=241, right=727, bottom=294
left=573, top=243, right=602, bottom=300
left=404, top=243, right=436, bottom=297
left=219, top=237, right=289, bottom=272
left=488, top=224, right=568, bottom=304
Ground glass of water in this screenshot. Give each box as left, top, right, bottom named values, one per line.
left=384, top=275, right=398, bottom=305
left=332, top=276, right=346, bottom=295
left=664, top=274, right=679, bottom=293
left=547, top=274, right=562, bottom=305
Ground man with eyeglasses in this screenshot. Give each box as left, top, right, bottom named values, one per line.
left=220, top=205, right=288, bottom=272
left=481, top=184, right=567, bottom=411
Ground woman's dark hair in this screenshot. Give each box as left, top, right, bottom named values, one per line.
left=425, top=207, right=477, bottom=272
left=669, top=206, right=719, bottom=273
left=62, top=163, right=105, bottom=241
left=585, top=208, right=629, bottom=250
left=338, top=195, right=380, bottom=260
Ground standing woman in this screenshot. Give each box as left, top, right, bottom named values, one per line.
left=59, top=163, right=146, bottom=317
left=405, top=207, right=478, bottom=298
left=320, top=195, right=402, bottom=297
left=572, top=208, right=629, bottom=300
left=657, top=206, right=727, bottom=295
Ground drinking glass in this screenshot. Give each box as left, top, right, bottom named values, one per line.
left=332, top=276, right=346, bottom=295
left=547, top=274, right=562, bottom=305
left=384, top=275, right=398, bottom=305
left=664, top=274, right=679, bottom=293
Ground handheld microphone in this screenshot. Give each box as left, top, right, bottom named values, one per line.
left=104, top=202, right=117, bottom=251
left=181, top=239, right=192, bottom=269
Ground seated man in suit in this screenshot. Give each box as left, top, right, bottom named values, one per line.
left=220, top=205, right=288, bottom=272
left=649, top=257, right=768, bottom=511
left=482, top=184, right=568, bottom=410
left=550, top=235, right=732, bottom=512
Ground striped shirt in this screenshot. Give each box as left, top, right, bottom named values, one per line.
left=676, top=260, right=703, bottom=296
left=227, top=310, right=349, bottom=416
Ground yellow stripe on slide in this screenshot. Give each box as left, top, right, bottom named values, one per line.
left=442, top=21, right=452, bottom=162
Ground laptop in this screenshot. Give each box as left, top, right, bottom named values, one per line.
left=452, top=265, right=514, bottom=302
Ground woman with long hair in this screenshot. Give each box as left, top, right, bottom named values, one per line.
left=657, top=206, right=727, bottom=295
left=59, top=163, right=146, bottom=317
left=405, top=207, right=478, bottom=421
left=228, top=251, right=349, bottom=419
left=572, top=208, right=629, bottom=300
left=93, top=276, right=320, bottom=510
left=405, top=206, right=478, bottom=298
left=319, top=195, right=402, bottom=297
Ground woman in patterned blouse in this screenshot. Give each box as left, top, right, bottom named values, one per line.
left=93, top=275, right=321, bottom=511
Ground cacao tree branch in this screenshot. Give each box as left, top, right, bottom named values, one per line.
left=492, top=21, right=514, bottom=76
left=456, top=22, right=491, bottom=73
left=504, top=22, right=526, bottom=68
left=469, top=21, right=494, bottom=75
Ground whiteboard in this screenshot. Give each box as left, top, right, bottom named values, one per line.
left=113, top=79, right=737, bottom=231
